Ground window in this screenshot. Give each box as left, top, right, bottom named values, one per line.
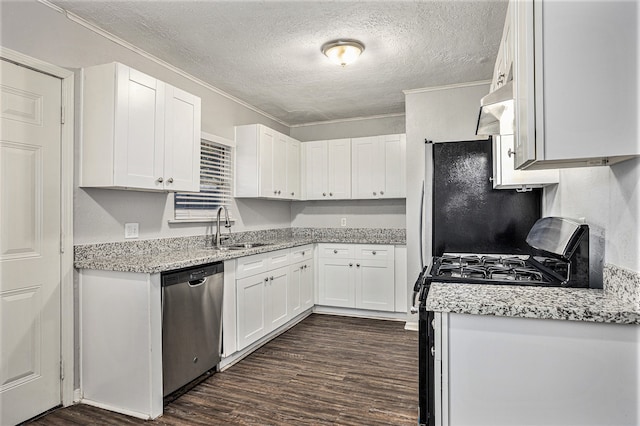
left=174, top=134, right=233, bottom=220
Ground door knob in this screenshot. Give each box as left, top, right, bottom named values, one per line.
left=333, top=249, right=338, bottom=254
left=329, top=192, right=333, bottom=196
left=356, top=263, right=360, bottom=268
left=167, top=177, right=174, bottom=183
left=380, top=190, right=384, bottom=195
left=507, top=148, right=516, bottom=158
left=323, top=192, right=327, bottom=196
left=373, top=191, right=377, bottom=196
left=157, top=177, right=164, bottom=183
left=372, top=251, right=376, bottom=255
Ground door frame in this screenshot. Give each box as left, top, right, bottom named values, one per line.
left=0, top=46, right=75, bottom=407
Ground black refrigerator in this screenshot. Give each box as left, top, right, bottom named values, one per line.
left=417, top=138, right=542, bottom=426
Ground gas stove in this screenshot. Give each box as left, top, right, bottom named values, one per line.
left=429, top=253, right=571, bottom=287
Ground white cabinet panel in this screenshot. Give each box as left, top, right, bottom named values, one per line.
left=355, top=259, right=395, bottom=312
left=492, top=135, right=558, bottom=190
left=266, top=266, right=289, bottom=331
left=235, top=124, right=301, bottom=200
left=303, top=138, right=351, bottom=200
left=300, top=262, right=314, bottom=311
left=317, top=244, right=395, bottom=311
left=318, top=258, right=355, bottom=308
left=351, top=134, right=406, bottom=199
left=81, top=62, right=200, bottom=192
left=512, top=0, right=639, bottom=170
left=236, top=274, right=267, bottom=350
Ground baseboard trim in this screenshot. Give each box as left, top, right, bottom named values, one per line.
left=313, top=306, right=408, bottom=321
left=79, top=399, right=152, bottom=420
left=404, top=321, right=419, bottom=331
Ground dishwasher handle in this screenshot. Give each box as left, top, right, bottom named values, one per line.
left=188, top=277, right=207, bottom=287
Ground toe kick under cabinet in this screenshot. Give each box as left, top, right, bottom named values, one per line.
left=317, top=244, right=397, bottom=312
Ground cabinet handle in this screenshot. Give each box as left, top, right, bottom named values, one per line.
left=329, top=192, right=333, bottom=196
left=278, top=190, right=281, bottom=195
left=157, top=177, right=164, bottom=183
left=380, top=191, right=384, bottom=195
left=274, top=190, right=278, bottom=195
left=372, top=251, right=377, bottom=255
left=167, top=177, right=174, bottom=183
left=323, top=192, right=327, bottom=196
left=356, top=263, right=360, bottom=268
left=302, top=251, right=305, bottom=255
left=291, top=192, right=295, bottom=196
left=270, top=276, right=274, bottom=281
left=333, top=249, right=338, bottom=254
left=373, top=191, right=377, bottom=196
left=508, top=148, right=516, bottom=158
left=264, top=277, right=269, bottom=282
left=349, top=263, right=353, bottom=267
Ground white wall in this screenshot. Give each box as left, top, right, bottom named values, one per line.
left=290, top=114, right=406, bottom=142
left=291, top=199, right=405, bottom=228
left=1, top=1, right=292, bottom=244
left=404, top=82, right=490, bottom=316
left=544, top=158, right=640, bottom=274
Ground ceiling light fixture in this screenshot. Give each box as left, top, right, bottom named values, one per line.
left=321, top=39, right=365, bottom=67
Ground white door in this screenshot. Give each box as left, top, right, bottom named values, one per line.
left=288, top=263, right=302, bottom=317
left=258, top=126, right=275, bottom=197
left=236, top=274, right=266, bottom=350
left=285, top=138, right=300, bottom=199
left=300, top=262, right=314, bottom=310
left=327, top=138, right=351, bottom=199
left=351, top=136, right=379, bottom=199
left=266, top=266, right=288, bottom=331
left=355, top=260, right=395, bottom=312
left=272, top=133, right=287, bottom=198
left=380, top=134, right=406, bottom=198
left=0, top=59, right=62, bottom=425
left=114, top=64, right=165, bottom=190
left=318, top=258, right=355, bottom=307
left=163, top=84, right=201, bottom=192
left=303, top=140, right=327, bottom=200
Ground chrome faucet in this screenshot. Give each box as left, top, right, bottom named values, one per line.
left=214, top=206, right=231, bottom=248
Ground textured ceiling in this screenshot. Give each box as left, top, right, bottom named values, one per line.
left=51, top=0, right=508, bottom=126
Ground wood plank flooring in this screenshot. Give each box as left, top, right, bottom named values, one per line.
left=28, top=314, right=418, bottom=425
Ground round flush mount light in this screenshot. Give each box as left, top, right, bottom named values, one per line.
left=321, top=39, right=365, bottom=67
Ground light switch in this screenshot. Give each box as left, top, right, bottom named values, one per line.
left=125, top=222, right=139, bottom=239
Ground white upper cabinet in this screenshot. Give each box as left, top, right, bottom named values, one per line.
left=490, top=2, right=512, bottom=92
left=81, top=62, right=201, bottom=192
left=235, top=124, right=301, bottom=200
left=512, top=0, right=639, bottom=170
left=492, top=135, right=558, bottom=190
left=303, top=138, right=351, bottom=200
left=285, top=137, right=301, bottom=200
left=352, top=134, right=406, bottom=199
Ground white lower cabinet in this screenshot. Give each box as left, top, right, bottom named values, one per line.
left=317, top=244, right=396, bottom=312
left=235, top=246, right=314, bottom=351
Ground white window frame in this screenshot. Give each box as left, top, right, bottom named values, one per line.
left=172, top=131, right=235, bottom=222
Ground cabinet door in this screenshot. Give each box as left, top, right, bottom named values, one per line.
left=513, top=0, right=537, bottom=169
left=286, top=138, right=301, bottom=199
left=114, top=65, right=165, bottom=190
left=163, top=85, right=201, bottom=192
left=288, top=263, right=303, bottom=318
left=327, top=139, right=351, bottom=199
left=318, top=258, right=355, bottom=308
left=258, top=126, right=275, bottom=197
left=492, top=135, right=558, bottom=190
left=236, top=274, right=267, bottom=350
left=301, top=261, right=314, bottom=311
left=380, top=134, right=406, bottom=198
left=272, top=133, right=288, bottom=198
left=355, top=259, right=395, bottom=312
left=351, top=136, right=380, bottom=199
left=266, top=266, right=288, bottom=332
left=304, top=141, right=328, bottom=200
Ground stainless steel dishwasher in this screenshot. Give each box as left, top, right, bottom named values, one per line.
left=161, top=262, right=224, bottom=397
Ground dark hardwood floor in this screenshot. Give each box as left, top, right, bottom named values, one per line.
left=29, top=314, right=418, bottom=425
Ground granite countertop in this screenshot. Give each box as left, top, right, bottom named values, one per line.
left=425, top=264, right=640, bottom=325
left=74, top=227, right=406, bottom=274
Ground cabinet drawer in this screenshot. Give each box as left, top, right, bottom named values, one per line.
left=236, top=252, right=270, bottom=279
left=267, top=249, right=290, bottom=269
left=318, top=244, right=355, bottom=259
left=356, top=245, right=394, bottom=261
left=290, top=245, right=313, bottom=263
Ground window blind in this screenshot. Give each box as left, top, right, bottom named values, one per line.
left=174, top=139, right=233, bottom=220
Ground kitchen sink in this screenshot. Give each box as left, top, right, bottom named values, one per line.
left=214, top=242, right=271, bottom=251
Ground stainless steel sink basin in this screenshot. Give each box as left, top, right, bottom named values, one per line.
left=214, top=242, right=270, bottom=251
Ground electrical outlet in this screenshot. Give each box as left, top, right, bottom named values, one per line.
left=124, top=222, right=139, bottom=239
left=341, top=217, right=347, bottom=227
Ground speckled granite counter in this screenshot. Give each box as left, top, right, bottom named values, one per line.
left=74, top=227, right=405, bottom=274
left=425, top=264, right=640, bottom=325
